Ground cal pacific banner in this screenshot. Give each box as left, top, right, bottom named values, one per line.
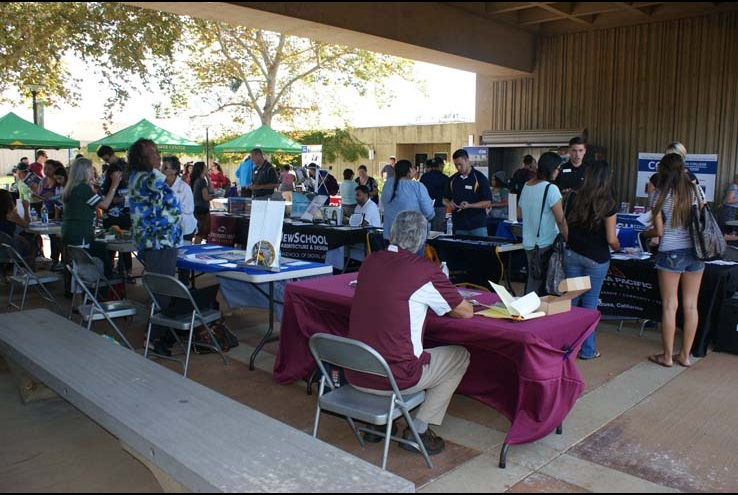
left=636, top=153, right=718, bottom=201
left=598, top=259, right=661, bottom=321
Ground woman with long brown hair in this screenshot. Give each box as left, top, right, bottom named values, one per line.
left=649, top=153, right=704, bottom=368
left=564, top=161, right=620, bottom=359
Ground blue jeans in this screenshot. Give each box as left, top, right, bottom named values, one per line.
left=455, top=227, right=488, bottom=237
left=564, top=249, right=610, bottom=359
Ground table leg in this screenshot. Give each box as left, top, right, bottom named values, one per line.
left=499, top=443, right=509, bottom=468
left=250, top=281, right=276, bottom=370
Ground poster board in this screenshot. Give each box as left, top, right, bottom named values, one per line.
left=245, top=199, right=285, bottom=271
left=637, top=153, right=717, bottom=201
left=301, top=144, right=323, bottom=168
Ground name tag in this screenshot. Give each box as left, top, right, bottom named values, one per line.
left=562, top=169, right=571, bottom=173
left=465, top=185, right=473, bottom=190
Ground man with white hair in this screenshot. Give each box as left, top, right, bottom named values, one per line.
left=346, top=210, right=473, bottom=455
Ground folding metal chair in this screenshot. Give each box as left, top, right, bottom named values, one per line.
left=66, top=245, right=125, bottom=319
left=2, top=242, right=62, bottom=313
left=309, top=333, right=433, bottom=470
left=66, top=263, right=137, bottom=350
left=141, top=273, right=226, bottom=377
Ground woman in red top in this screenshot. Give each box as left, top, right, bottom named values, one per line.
left=208, top=161, right=228, bottom=189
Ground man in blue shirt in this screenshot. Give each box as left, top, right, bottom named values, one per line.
left=443, top=149, right=492, bottom=237
left=235, top=155, right=254, bottom=197
left=419, top=157, right=450, bottom=232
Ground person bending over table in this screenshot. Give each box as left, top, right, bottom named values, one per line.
left=346, top=210, right=473, bottom=455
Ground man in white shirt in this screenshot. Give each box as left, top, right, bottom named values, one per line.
left=351, top=185, right=382, bottom=227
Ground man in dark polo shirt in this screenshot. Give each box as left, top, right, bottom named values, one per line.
left=556, top=136, right=588, bottom=194
left=419, top=157, right=450, bottom=232
left=346, top=210, right=473, bottom=455
left=443, top=148, right=492, bottom=237
left=247, top=148, right=278, bottom=198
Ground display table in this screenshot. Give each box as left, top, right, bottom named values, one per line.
left=274, top=273, right=600, bottom=452
left=599, top=258, right=738, bottom=356
left=177, top=244, right=333, bottom=369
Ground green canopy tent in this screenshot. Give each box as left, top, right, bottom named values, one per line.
left=214, top=125, right=302, bottom=154
left=0, top=112, right=80, bottom=149
left=87, top=118, right=202, bottom=154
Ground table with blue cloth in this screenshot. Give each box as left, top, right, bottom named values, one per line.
left=177, top=243, right=333, bottom=369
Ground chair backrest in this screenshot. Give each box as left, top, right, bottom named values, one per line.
left=0, top=233, right=14, bottom=263
left=309, top=333, right=400, bottom=393
left=67, top=263, right=103, bottom=305
left=1, top=242, right=34, bottom=276
left=366, top=230, right=385, bottom=254
left=142, top=272, right=199, bottom=311
left=66, top=245, right=104, bottom=284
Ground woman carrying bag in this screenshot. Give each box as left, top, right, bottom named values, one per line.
left=518, top=152, right=568, bottom=295
left=649, top=153, right=704, bottom=368
left=564, top=162, right=620, bottom=359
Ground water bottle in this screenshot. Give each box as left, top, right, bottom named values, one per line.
left=30, top=208, right=39, bottom=223
left=40, top=204, right=49, bottom=225
left=440, top=261, right=450, bottom=278
left=445, top=215, right=453, bottom=235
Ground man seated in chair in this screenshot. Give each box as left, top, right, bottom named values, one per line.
left=346, top=210, right=473, bottom=455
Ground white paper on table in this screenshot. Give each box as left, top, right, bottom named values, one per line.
left=507, top=193, right=518, bottom=222
left=490, top=281, right=544, bottom=318
left=348, top=213, right=364, bottom=227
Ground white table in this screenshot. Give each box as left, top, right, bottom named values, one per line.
left=177, top=244, right=333, bottom=369
left=25, top=221, right=62, bottom=236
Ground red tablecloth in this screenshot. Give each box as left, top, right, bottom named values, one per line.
left=273, top=273, right=600, bottom=445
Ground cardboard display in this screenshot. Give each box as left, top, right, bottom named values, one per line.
left=538, top=276, right=591, bottom=315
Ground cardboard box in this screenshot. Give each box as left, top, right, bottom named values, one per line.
left=538, top=276, right=591, bottom=315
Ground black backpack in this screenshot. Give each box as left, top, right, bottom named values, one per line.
left=324, top=173, right=339, bottom=196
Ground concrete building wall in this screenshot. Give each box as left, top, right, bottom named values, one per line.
left=328, top=123, right=476, bottom=178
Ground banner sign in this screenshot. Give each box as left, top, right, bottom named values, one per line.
left=598, top=259, right=661, bottom=320
left=463, top=146, right=489, bottom=178
left=636, top=152, right=718, bottom=201
left=301, top=144, right=323, bottom=168
left=281, top=229, right=330, bottom=262
left=616, top=213, right=646, bottom=232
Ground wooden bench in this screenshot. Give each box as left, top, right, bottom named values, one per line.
left=0, top=309, right=414, bottom=493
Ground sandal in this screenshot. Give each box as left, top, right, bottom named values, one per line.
left=648, top=353, right=673, bottom=368
left=578, top=351, right=602, bottom=360
left=673, top=354, right=692, bottom=368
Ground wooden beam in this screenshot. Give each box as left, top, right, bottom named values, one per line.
left=484, top=2, right=554, bottom=14
left=519, top=3, right=594, bottom=26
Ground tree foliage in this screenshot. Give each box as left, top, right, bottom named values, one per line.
left=165, top=20, right=413, bottom=129
left=0, top=2, right=181, bottom=130
left=1, top=3, right=414, bottom=133
left=292, top=129, right=369, bottom=163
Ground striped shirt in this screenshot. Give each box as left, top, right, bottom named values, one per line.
left=658, top=190, right=697, bottom=252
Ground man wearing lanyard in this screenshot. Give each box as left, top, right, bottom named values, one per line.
left=443, top=149, right=492, bottom=237
left=556, top=136, right=589, bottom=194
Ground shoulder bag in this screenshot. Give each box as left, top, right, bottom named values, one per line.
left=689, top=185, right=726, bottom=261
left=528, top=184, right=553, bottom=279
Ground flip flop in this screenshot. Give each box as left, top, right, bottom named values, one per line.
left=673, top=355, right=692, bottom=368
left=648, top=353, right=673, bottom=368
left=578, top=351, right=602, bottom=360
